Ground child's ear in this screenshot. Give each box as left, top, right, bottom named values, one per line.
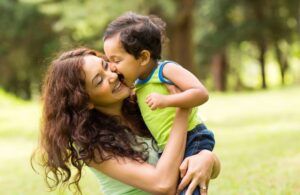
left=139, top=50, right=151, bottom=66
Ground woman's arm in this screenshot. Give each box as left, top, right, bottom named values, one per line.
left=90, top=108, right=189, bottom=194
left=146, top=63, right=208, bottom=110
left=177, top=150, right=221, bottom=195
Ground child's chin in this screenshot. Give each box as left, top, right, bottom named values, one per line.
left=117, top=74, right=134, bottom=88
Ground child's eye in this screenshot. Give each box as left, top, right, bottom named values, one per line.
left=111, top=59, right=120, bottom=64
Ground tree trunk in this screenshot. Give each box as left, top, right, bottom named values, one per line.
left=166, top=0, right=196, bottom=74
left=211, top=51, right=228, bottom=91
left=258, top=42, right=267, bottom=89
left=22, top=79, right=32, bottom=100
left=275, top=42, right=289, bottom=85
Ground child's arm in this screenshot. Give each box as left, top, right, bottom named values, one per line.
left=146, top=62, right=208, bottom=110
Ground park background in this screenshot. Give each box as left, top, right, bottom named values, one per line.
left=0, top=0, right=299, bottom=194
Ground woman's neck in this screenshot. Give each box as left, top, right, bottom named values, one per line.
left=95, top=103, right=123, bottom=117
left=95, top=101, right=141, bottom=135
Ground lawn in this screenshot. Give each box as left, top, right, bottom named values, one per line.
left=0, top=86, right=299, bottom=195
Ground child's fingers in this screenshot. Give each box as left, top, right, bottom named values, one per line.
left=146, top=96, right=151, bottom=103
left=150, top=102, right=158, bottom=110
left=146, top=99, right=153, bottom=107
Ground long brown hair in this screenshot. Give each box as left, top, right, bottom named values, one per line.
left=32, top=48, right=151, bottom=194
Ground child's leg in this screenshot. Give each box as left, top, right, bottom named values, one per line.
left=179, top=124, right=215, bottom=195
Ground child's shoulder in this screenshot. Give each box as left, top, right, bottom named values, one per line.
left=159, top=60, right=181, bottom=68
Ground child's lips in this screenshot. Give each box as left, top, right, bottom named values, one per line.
left=117, top=74, right=134, bottom=89
left=117, top=74, right=128, bottom=86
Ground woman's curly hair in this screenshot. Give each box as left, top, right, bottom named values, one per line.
left=31, top=48, right=152, bottom=194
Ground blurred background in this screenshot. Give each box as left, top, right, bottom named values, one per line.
left=0, top=0, right=299, bottom=194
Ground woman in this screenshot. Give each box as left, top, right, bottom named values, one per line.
left=32, top=48, right=220, bottom=195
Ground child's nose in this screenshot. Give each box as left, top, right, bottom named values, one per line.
left=109, top=62, right=117, bottom=73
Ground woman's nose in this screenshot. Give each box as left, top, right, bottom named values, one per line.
left=108, top=71, right=118, bottom=83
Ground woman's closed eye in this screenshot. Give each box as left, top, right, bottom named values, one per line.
left=92, top=74, right=103, bottom=87
left=104, top=61, right=109, bottom=69
left=96, top=77, right=103, bottom=86
left=102, top=59, right=109, bottom=70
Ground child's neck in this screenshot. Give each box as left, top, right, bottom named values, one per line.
left=138, top=59, right=158, bottom=80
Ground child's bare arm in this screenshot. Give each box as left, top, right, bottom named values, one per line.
left=146, top=63, right=208, bottom=109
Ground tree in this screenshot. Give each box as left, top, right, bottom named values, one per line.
left=44, top=0, right=199, bottom=74
left=237, top=0, right=299, bottom=88
left=0, top=0, right=59, bottom=99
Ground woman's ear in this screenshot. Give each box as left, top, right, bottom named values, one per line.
left=88, top=102, right=94, bottom=110
left=139, top=50, right=151, bottom=66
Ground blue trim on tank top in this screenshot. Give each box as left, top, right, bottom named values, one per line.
left=135, top=65, right=157, bottom=85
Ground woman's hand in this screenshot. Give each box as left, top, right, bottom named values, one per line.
left=177, top=150, right=220, bottom=195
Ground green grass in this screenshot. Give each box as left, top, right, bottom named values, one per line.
left=0, top=87, right=299, bottom=195
left=201, top=87, right=300, bottom=195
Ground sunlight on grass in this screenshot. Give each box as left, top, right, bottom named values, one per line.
left=0, top=86, right=299, bottom=194
left=200, top=86, right=300, bottom=195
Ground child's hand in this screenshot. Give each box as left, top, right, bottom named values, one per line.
left=146, top=93, right=168, bottom=110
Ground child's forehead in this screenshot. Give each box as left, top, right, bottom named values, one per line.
left=104, top=36, right=129, bottom=56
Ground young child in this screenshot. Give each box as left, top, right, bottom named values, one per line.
left=103, top=12, right=215, bottom=195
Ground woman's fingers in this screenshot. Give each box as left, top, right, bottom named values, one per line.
left=185, top=179, right=198, bottom=195
left=177, top=171, right=192, bottom=192
left=179, top=158, right=188, bottom=178
left=199, top=181, right=208, bottom=195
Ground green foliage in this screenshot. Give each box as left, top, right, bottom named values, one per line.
left=0, top=0, right=59, bottom=99
left=194, top=0, right=300, bottom=90
left=39, top=0, right=149, bottom=49
left=0, top=0, right=299, bottom=98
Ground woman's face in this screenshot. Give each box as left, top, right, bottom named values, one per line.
left=82, top=55, right=131, bottom=109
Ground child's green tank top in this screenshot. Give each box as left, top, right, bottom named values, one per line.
left=89, top=138, right=158, bottom=195
left=135, top=61, right=201, bottom=149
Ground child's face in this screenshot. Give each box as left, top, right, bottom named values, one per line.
left=104, top=34, right=142, bottom=87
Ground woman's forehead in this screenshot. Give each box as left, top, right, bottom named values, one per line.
left=83, top=55, right=104, bottom=74
left=84, top=55, right=102, bottom=64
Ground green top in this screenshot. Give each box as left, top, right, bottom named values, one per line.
left=135, top=61, right=201, bottom=149
left=89, top=138, right=158, bottom=195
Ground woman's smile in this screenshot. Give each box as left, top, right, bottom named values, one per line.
left=112, top=80, right=122, bottom=93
